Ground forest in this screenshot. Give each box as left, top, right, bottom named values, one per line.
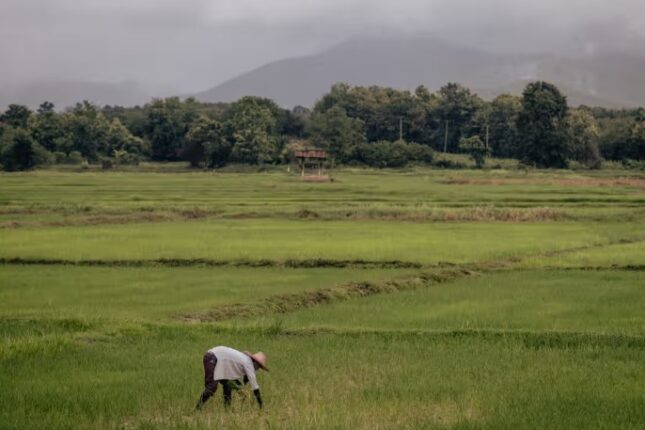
left=1, top=81, right=644, bottom=171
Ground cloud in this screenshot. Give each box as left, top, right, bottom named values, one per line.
left=0, top=0, right=644, bottom=93
left=199, top=0, right=645, bottom=32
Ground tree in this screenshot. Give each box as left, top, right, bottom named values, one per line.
left=313, top=84, right=422, bottom=144
left=1, top=104, right=32, bottom=128
left=31, top=101, right=66, bottom=152
left=183, top=116, right=230, bottom=168
left=37, top=101, right=55, bottom=115
left=309, top=105, right=366, bottom=165
left=436, top=83, right=483, bottom=153
left=365, top=87, right=415, bottom=142
left=279, top=108, right=308, bottom=138
left=313, top=83, right=353, bottom=114
left=1, top=129, right=50, bottom=171
left=517, top=81, right=569, bottom=168
left=566, top=109, right=602, bottom=168
left=598, top=116, right=634, bottom=160
left=226, top=97, right=279, bottom=164
left=487, top=94, right=521, bottom=158
left=407, top=85, right=441, bottom=146
left=103, top=105, right=148, bottom=138
left=595, top=108, right=645, bottom=161
left=354, top=140, right=433, bottom=168
left=144, top=98, right=199, bottom=161
left=63, top=101, right=110, bottom=161
left=106, top=118, right=147, bottom=158
left=627, top=113, right=645, bottom=160
left=459, top=135, right=490, bottom=168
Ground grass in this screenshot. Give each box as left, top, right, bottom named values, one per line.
left=0, top=266, right=414, bottom=322
left=521, top=239, right=645, bottom=268
left=2, top=326, right=645, bottom=430
left=1, top=169, right=644, bottom=219
left=244, top=270, right=645, bottom=335
left=1, top=219, right=642, bottom=263
left=1, top=168, right=645, bottom=429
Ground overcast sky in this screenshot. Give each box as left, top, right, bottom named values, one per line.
left=1, top=0, right=644, bottom=94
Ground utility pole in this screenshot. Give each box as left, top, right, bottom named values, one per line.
left=399, top=117, right=403, bottom=141
left=485, top=124, right=490, bottom=150
left=443, top=120, right=450, bottom=153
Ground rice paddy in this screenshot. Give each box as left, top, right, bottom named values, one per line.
left=1, top=167, right=644, bottom=429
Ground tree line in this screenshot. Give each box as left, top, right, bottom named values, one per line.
left=1, top=81, right=644, bottom=171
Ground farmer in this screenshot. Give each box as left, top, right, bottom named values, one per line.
left=195, top=346, right=268, bottom=410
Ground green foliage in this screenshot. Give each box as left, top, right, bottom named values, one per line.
left=106, top=118, right=147, bottom=158
left=313, top=83, right=484, bottom=155
left=183, top=116, right=230, bottom=168
left=102, top=104, right=148, bottom=137
left=52, top=150, right=85, bottom=165
left=598, top=114, right=644, bottom=161
left=0, top=128, right=50, bottom=171
left=113, top=149, right=140, bottom=166
left=517, top=81, right=570, bottom=168
left=598, top=120, right=624, bottom=159
left=0, top=104, right=32, bottom=128
left=63, top=101, right=110, bottom=161
left=458, top=135, right=489, bottom=168
left=405, top=140, right=435, bottom=164
left=309, top=105, right=365, bottom=163
left=406, top=85, right=441, bottom=145
left=354, top=140, right=433, bottom=168
left=1, top=83, right=644, bottom=171
left=314, top=83, right=440, bottom=146
left=436, top=83, right=483, bottom=152
left=566, top=109, right=602, bottom=168
left=144, top=98, right=199, bottom=161
left=278, top=106, right=308, bottom=137
left=628, top=112, right=645, bottom=160
left=31, top=101, right=66, bottom=152
left=226, top=97, right=279, bottom=164
left=487, top=94, right=521, bottom=158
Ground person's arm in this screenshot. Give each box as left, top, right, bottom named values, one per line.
left=253, top=389, right=263, bottom=408
left=242, top=361, right=263, bottom=408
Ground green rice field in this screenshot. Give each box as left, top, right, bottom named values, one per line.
left=1, top=167, right=644, bottom=429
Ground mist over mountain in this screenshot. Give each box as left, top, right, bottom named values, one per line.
left=0, top=81, right=154, bottom=111
left=2, top=0, right=644, bottom=109
left=195, top=35, right=645, bottom=108
left=2, top=33, right=644, bottom=110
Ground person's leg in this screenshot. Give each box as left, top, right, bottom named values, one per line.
left=195, top=353, right=218, bottom=410
left=222, top=380, right=232, bottom=408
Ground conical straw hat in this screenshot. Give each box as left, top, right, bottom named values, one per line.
left=244, top=351, right=269, bottom=371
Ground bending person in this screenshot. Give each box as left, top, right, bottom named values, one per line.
left=195, top=345, right=268, bottom=410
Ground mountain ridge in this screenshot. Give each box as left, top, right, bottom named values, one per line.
left=195, top=35, right=645, bottom=108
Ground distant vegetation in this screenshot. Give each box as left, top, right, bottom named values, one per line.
left=1, top=81, right=644, bottom=171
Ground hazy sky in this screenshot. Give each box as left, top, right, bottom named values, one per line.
left=1, top=0, right=644, bottom=93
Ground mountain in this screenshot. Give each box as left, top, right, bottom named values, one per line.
left=0, top=81, right=153, bottom=110
left=195, top=35, right=645, bottom=108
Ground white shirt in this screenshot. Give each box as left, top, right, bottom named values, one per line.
left=208, top=346, right=260, bottom=390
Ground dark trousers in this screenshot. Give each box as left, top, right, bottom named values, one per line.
left=203, top=352, right=219, bottom=396
left=196, top=352, right=235, bottom=409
